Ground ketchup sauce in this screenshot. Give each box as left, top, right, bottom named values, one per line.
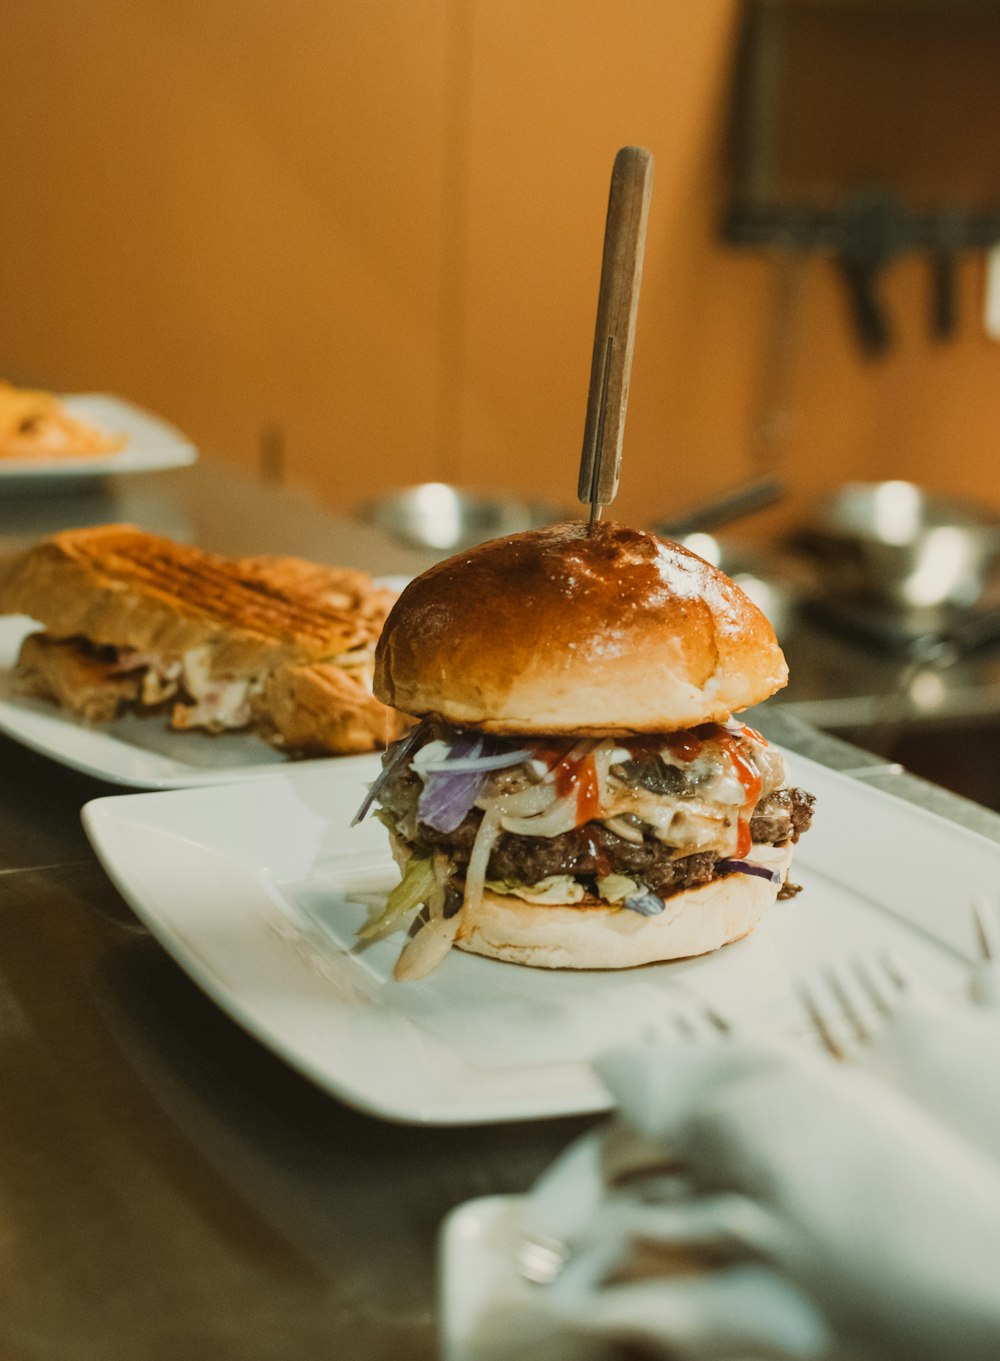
left=531, top=722, right=765, bottom=843
left=551, top=750, right=601, bottom=825
left=713, top=728, right=763, bottom=856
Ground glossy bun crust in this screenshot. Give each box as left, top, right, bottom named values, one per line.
left=374, top=522, right=787, bottom=734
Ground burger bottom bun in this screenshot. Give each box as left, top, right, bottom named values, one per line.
left=453, top=842, right=795, bottom=970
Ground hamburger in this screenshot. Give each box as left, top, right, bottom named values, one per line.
left=354, top=521, right=814, bottom=979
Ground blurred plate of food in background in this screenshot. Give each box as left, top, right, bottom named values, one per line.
left=0, top=522, right=408, bottom=787
left=0, top=388, right=197, bottom=485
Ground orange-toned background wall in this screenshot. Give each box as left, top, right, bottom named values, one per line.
left=0, top=1, right=996, bottom=537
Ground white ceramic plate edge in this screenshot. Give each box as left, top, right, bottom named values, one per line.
left=0, top=392, right=196, bottom=479
left=78, top=749, right=1000, bottom=1124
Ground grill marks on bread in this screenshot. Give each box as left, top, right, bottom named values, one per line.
left=0, top=525, right=379, bottom=668
left=0, top=524, right=403, bottom=756
left=72, top=531, right=367, bottom=651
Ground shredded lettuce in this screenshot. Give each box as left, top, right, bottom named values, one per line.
left=358, top=854, right=435, bottom=939
left=596, top=873, right=640, bottom=904
left=482, top=872, right=654, bottom=908
left=485, top=875, right=586, bottom=904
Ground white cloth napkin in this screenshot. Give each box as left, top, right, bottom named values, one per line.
left=523, top=1038, right=1000, bottom=1361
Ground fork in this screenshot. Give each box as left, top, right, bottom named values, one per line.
left=970, top=895, right=1000, bottom=1007
left=798, top=943, right=1000, bottom=1163
left=796, top=951, right=938, bottom=1061
left=802, top=897, right=1000, bottom=1053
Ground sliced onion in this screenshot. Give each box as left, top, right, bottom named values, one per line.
left=602, top=815, right=645, bottom=845
left=393, top=913, right=462, bottom=981
left=488, top=780, right=559, bottom=820
left=352, top=719, right=428, bottom=825
left=463, top=806, right=502, bottom=917
left=419, top=747, right=530, bottom=774
left=417, top=731, right=536, bottom=833
left=495, top=738, right=610, bottom=837
left=716, top=858, right=782, bottom=886
left=581, top=738, right=616, bottom=817
left=488, top=742, right=600, bottom=826
left=500, top=790, right=580, bottom=838
left=426, top=852, right=451, bottom=920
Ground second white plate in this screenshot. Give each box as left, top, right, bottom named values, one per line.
left=0, top=392, right=196, bottom=482
left=0, top=616, right=375, bottom=788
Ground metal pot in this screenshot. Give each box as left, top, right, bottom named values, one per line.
left=792, top=481, right=1000, bottom=644
left=356, top=483, right=562, bottom=554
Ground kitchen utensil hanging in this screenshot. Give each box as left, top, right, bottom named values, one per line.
left=723, top=0, right=1000, bottom=357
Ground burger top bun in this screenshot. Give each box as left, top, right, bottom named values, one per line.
left=374, top=521, right=788, bottom=735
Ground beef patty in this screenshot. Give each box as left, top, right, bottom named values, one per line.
left=398, top=780, right=815, bottom=902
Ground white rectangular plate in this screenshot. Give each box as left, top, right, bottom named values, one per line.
left=81, top=749, right=998, bottom=1124
left=0, top=392, right=197, bottom=482
left=0, top=616, right=372, bottom=788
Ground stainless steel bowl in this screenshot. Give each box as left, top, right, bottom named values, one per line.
left=357, top=483, right=563, bottom=553
left=677, top=532, right=798, bottom=639
left=793, top=482, right=1000, bottom=641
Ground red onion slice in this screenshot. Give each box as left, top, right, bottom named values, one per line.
left=418, top=731, right=534, bottom=832
left=417, top=731, right=487, bottom=833
left=717, top=858, right=782, bottom=886
left=418, top=767, right=487, bottom=833
left=351, top=720, right=429, bottom=825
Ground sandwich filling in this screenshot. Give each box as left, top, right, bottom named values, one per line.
left=15, top=631, right=378, bottom=734
left=355, top=718, right=815, bottom=976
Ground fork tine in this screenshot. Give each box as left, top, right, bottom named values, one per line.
left=697, top=1001, right=734, bottom=1035
left=796, top=973, right=850, bottom=1061
left=853, top=951, right=905, bottom=1013
left=669, top=1009, right=716, bottom=1042
left=662, top=999, right=733, bottom=1044
left=971, top=895, right=1000, bottom=963
left=879, top=949, right=928, bottom=997
left=824, top=958, right=880, bottom=1045
left=800, top=951, right=936, bottom=1061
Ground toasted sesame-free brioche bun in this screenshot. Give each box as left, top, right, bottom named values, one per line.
left=374, top=521, right=787, bottom=735
left=451, top=842, right=794, bottom=969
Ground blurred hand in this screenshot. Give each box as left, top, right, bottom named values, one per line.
left=534, top=1040, right=1000, bottom=1361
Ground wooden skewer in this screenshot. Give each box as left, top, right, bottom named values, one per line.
left=578, top=146, right=654, bottom=523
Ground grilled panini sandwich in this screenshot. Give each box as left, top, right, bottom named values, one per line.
left=0, top=524, right=405, bottom=754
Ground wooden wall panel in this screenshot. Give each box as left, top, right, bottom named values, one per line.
left=456, top=0, right=1000, bottom=535
left=0, top=0, right=451, bottom=506
left=0, top=2, right=999, bottom=538
left=456, top=0, right=751, bottom=526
